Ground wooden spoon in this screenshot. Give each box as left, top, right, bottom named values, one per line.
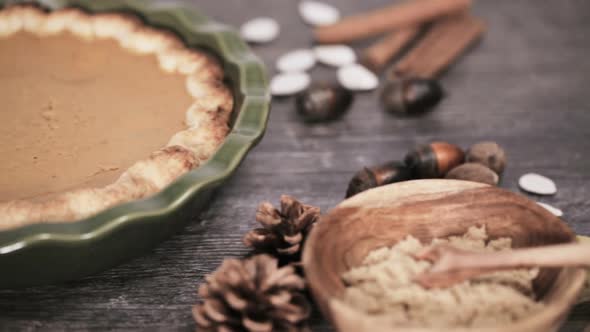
left=414, top=242, right=590, bottom=289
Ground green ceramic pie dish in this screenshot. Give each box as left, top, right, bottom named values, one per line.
left=0, top=0, right=270, bottom=288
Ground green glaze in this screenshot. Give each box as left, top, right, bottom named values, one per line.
left=0, top=0, right=270, bottom=288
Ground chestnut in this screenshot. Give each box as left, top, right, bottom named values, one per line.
left=404, top=142, right=465, bottom=178
left=295, top=82, right=353, bottom=123
left=466, top=141, right=507, bottom=174
left=445, top=163, right=499, bottom=186
left=346, top=161, right=414, bottom=197
left=380, top=77, right=444, bottom=115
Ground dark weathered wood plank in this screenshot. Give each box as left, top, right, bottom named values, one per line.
left=1, top=0, right=589, bottom=331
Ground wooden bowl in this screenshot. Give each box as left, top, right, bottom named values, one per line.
left=303, top=179, right=587, bottom=332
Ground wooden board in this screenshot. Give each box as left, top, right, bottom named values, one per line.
left=0, top=0, right=589, bottom=331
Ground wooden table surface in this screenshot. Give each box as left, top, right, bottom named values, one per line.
left=1, top=0, right=590, bottom=330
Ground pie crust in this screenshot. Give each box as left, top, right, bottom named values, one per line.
left=0, top=5, right=233, bottom=230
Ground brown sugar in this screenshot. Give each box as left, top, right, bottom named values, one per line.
left=341, top=226, right=544, bottom=328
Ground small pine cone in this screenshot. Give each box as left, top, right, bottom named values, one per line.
left=193, top=254, right=311, bottom=332
left=243, top=195, right=320, bottom=258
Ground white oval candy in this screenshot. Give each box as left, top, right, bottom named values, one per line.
left=270, top=72, right=310, bottom=96
left=536, top=202, right=563, bottom=217
left=276, top=49, right=316, bottom=73
left=299, top=1, right=340, bottom=26
left=337, top=64, right=378, bottom=91
left=314, top=45, right=356, bottom=67
left=518, top=173, right=557, bottom=195
left=240, top=17, right=279, bottom=43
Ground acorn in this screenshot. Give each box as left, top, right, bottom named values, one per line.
left=380, top=77, right=444, bottom=115
left=295, top=82, right=353, bottom=123
left=445, top=163, right=499, bottom=186
left=466, top=141, right=507, bottom=174
left=404, top=142, right=465, bottom=178
left=346, top=161, right=414, bottom=198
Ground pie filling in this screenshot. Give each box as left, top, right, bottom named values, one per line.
left=0, top=32, right=193, bottom=202
left=0, top=6, right=232, bottom=229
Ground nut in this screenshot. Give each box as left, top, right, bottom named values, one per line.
left=295, top=82, right=353, bottom=123
left=466, top=141, right=507, bottom=174
left=404, top=142, right=465, bottom=178
left=380, top=77, right=444, bottom=115
left=445, top=163, right=499, bottom=185
left=346, top=161, right=414, bottom=197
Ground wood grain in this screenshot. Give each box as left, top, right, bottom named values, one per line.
left=0, top=0, right=589, bottom=331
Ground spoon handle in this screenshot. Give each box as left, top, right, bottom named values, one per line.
left=577, top=236, right=590, bottom=304
left=442, top=243, right=590, bottom=273
left=416, top=241, right=590, bottom=289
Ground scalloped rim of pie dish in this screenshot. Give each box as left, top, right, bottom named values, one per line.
left=0, top=5, right=233, bottom=230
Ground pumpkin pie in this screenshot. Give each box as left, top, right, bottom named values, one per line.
left=0, top=5, right=233, bottom=230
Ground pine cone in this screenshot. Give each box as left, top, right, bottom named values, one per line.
left=243, top=195, right=320, bottom=258
left=193, top=254, right=311, bottom=332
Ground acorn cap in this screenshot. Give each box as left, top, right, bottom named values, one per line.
left=380, top=77, right=444, bottom=115
left=295, top=82, right=353, bottom=123
left=404, top=144, right=438, bottom=178
left=380, top=79, right=406, bottom=113
left=346, top=161, right=413, bottom=197
left=405, top=142, right=465, bottom=178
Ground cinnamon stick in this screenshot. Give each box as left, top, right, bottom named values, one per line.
left=361, top=27, right=420, bottom=72
left=314, top=0, right=471, bottom=44
left=393, top=16, right=467, bottom=77
left=392, top=15, right=486, bottom=79
left=416, top=16, right=485, bottom=77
